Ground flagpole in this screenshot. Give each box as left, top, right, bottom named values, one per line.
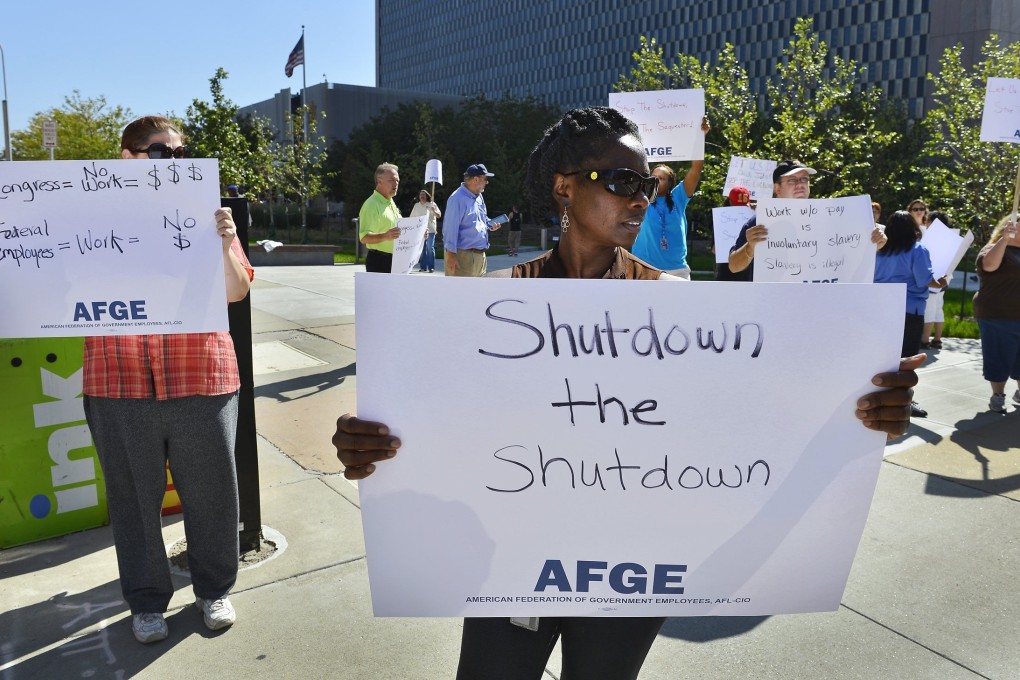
left=300, top=25, right=309, bottom=243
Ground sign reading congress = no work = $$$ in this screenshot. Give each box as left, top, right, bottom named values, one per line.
left=0, top=159, right=227, bottom=338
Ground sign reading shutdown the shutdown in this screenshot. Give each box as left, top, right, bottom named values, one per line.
left=355, top=275, right=904, bottom=617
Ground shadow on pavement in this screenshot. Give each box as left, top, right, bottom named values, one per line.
left=254, top=363, right=355, bottom=403
left=658, top=615, right=769, bottom=641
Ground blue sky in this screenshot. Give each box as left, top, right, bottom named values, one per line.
left=1, top=1, right=376, bottom=132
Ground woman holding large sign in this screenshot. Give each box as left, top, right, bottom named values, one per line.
left=974, top=215, right=1020, bottom=413
left=334, top=106, right=922, bottom=679
left=82, top=115, right=253, bottom=644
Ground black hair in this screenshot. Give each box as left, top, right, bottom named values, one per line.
left=524, top=106, right=641, bottom=216
left=879, top=210, right=919, bottom=256
left=926, top=210, right=950, bottom=227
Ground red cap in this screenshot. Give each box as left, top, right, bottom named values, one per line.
left=728, top=186, right=751, bottom=206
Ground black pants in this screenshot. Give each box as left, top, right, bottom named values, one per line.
left=456, top=616, right=666, bottom=680
left=365, top=249, right=392, bottom=273
left=902, top=312, right=925, bottom=357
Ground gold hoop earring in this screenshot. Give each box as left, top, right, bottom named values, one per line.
left=561, top=205, right=570, bottom=232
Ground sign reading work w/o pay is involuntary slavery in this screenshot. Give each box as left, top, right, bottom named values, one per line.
left=0, top=159, right=225, bottom=338
left=355, top=275, right=905, bottom=617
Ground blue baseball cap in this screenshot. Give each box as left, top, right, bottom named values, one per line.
left=464, top=164, right=494, bottom=177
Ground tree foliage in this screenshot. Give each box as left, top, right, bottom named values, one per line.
left=185, top=68, right=254, bottom=192
left=11, top=91, right=131, bottom=160
left=921, top=37, right=1020, bottom=235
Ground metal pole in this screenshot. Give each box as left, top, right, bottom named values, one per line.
left=1, top=43, right=11, bottom=161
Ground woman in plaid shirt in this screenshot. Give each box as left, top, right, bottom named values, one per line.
left=82, top=115, right=254, bottom=644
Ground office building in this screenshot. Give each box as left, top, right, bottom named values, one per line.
left=376, top=0, right=1020, bottom=119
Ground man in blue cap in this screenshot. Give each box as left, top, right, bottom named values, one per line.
left=443, top=163, right=501, bottom=276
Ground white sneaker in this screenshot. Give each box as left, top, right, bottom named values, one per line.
left=990, top=393, right=1006, bottom=413
left=132, top=612, right=168, bottom=644
left=195, top=597, right=236, bottom=630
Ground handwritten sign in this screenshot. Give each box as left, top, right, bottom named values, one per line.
left=923, top=218, right=974, bottom=279
left=355, top=274, right=904, bottom=617
left=753, top=195, right=876, bottom=283
left=979, top=77, right=1020, bottom=143
left=0, top=159, right=225, bottom=338
left=722, top=156, right=777, bottom=200
left=390, top=216, right=428, bottom=274
left=608, top=89, right=705, bottom=161
left=712, top=206, right=755, bottom=264
left=425, top=159, right=443, bottom=185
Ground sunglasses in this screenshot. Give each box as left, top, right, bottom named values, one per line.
left=560, top=168, right=658, bottom=201
left=909, top=207, right=927, bottom=213
left=131, top=143, right=189, bottom=159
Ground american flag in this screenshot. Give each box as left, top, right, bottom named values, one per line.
left=285, top=36, right=304, bottom=78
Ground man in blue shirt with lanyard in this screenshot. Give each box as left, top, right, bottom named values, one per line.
left=443, top=164, right=501, bottom=276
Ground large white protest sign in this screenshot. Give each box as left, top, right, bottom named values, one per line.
left=356, top=274, right=904, bottom=617
left=979, top=78, right=1020, bottom=143
left=608, top=89, right=705, bottom=161
left=390, top=216, right=428, bottom=274
left=0, top=159, right=225, bottom=338
left=722, top=156, right=777, bottom=200
left=923, top=219, right=975, bottom=279
left=712, top=206, right=755, bottom=264
left=753, top=195, right=876, bottom=283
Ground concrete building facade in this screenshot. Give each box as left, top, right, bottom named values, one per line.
left=376, top=0, right=1020, bottom=119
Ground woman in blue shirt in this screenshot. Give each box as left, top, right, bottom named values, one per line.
left=629, top=118, right=710, bottom=278
left=874, top=210, right=947, bottom=417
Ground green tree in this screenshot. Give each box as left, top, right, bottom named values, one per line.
left=763, top=18, right=900, bottom=198
left=185, top=68, right=252, bottom=192
left=278, top=105, right=328, bottom=242
left=921, top=37, right=1020, bottom=235
left=11, top=91, right=131, bottom=160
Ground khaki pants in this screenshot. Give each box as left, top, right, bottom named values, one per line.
left=446, top=249, right=486, bottom=277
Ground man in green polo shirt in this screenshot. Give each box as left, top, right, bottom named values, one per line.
left=359, top=162, right=403, bottom=273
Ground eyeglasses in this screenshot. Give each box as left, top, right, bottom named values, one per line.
left=131, top=143, right=189, bottom=159
left=560, top=168, right=658, bottom=201
left=909, top=207, right=927, bottom=213
left=781, top=176, right=810, bottom=186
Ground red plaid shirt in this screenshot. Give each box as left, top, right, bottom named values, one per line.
left=83, top=240, right=254, bottom=400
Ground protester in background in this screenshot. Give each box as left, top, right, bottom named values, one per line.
left=629, top=117, right=710, bottom=278
left=412, top=189, right=441, bottom=273
left=444, top=164, right=501, bottom=276
left=973, top=215, right=1020, bottom=413
left=872, top=201, right=883, bottom=228
left=333, top=106, right=922, bottom=680
left=921, top=209, right=954, bottom=349
left=507, top=205, right=523, bottom=256
left=729, top=160, right=888, bottom=277
left=359, top=163, right=403, bottom=273
left=715, top=186, right=752, bottom=281
left=906, top=199, right=928, bottom=234
left=83, top=115, right=252, bottom=644
left=873, top=210, right=947, bottom=418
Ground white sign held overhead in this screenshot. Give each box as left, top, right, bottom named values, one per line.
left=355, top=274, right=904, bottom=617
left=723, top=156, right=777, bottom=200
left=0, top=159, right=227, bottom=338
left=753, top=195, right=877, bottom=283
left=979, top=78, right=1020, bottom=144
left=608, top=89, right=705, bottom=161
left=425, top=159, right=443, bottom=185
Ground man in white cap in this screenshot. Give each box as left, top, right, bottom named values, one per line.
left=728, top=159, right=886, bottom=276
left=443, top=164, right=501, bottom=277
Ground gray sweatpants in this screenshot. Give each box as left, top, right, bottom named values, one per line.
left=84, top=393, right=240, bottom=614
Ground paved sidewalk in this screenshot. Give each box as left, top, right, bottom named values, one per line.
left=1, top=261, right=1017, bottom=679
